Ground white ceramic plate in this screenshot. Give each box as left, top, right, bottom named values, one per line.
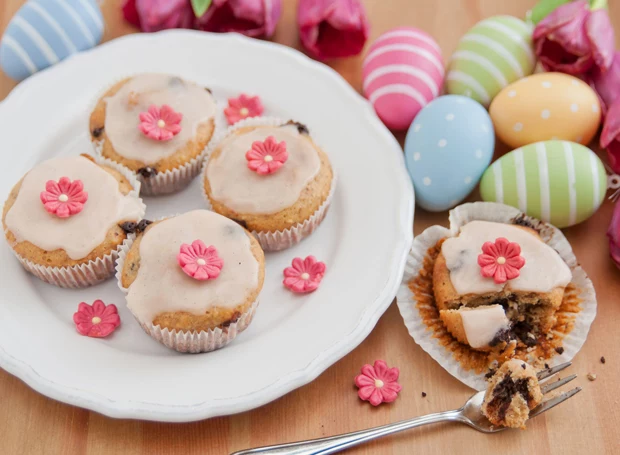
left=0, top=31, right=414, bottom=421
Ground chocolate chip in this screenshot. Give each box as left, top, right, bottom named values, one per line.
left=137, top=219, right=152, bottom=232
left=485, top=369, right=497, bottom=379
left=489, top=328, right=514, bottom=347
left=513, top=321, right=537, bottom=347
left=601, top=356, right=606, bottom=364
left=421, top=392, right=427, bottom=398
left=92, top=127, right=104, bottom=138
left=119, top=222, right=137, bottom=234
left=204, top=87, right=212, bottom=94
left=545, top=363, right=550, bottom=369
left=285, top=120, right=309, bottom=135
left=555, top=347, right=564, bottom=355
left=231, top=218, right=248, bottom=229
left=137, top=166, right=158, bottom=177
left=521, top=363, right=526, bottom=370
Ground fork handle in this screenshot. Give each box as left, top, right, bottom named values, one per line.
left=231, top=409, right=464, bottom=455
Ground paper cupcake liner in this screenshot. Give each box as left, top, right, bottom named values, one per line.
left=396, top=202, right=597, bottom=391
left=9, top=156, right=145, bottom=288
left=115, top=218, right=258, bottom=353
left=88, top=73, right=226, bottom=196
left=201, top=116, right=336, bottom=252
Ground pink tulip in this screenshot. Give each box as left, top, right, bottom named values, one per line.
left=588, top=51, right=620, bottom=113
left=196, top=0, right=282, bottom=38
left=533, top=0, right=615, bottom=76
left=608, top=196, right=620, bottom=269
left=601, top=99, right=620, bottom=174
left=122, top=0, right=195, bottom=32
left=298, top=0, right=370, bottom=60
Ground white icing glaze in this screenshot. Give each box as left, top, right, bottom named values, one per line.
left=460, top=305, right=509, bottom=348
left=126, top=210, right=260, bottom=324
left=104, top=74, right=216, bottom=164
left=206, top=125, right=321, bottom=214
left=4, top=156, right=144, bottom=260
left=442, top=221, right=572, bottom=295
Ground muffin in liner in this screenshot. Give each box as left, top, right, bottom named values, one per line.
left=89, top=74, right=224, bottom=196
left=5, top=156, right=146, bottom=288
left=201, top=116, right=336, bottom=252
left=396, top=202, right=597, bottom=390
left=115, top=216, right=260, bottom=354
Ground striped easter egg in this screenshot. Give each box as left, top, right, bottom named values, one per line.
left=0, top=0, right=103, bottom=81
left=446, top=16, right=535, bottom=107
left=363, top=27, right=444, bottom=131
left=479, top=141, right=607, bottom=228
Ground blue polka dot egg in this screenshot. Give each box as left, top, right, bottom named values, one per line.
left=405, top=95, right=494, bottom=211
left=0, top=0, right=103, bottom=81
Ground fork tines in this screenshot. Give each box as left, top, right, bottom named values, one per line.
left=537, top=361, right=572, bottom=381
left=530, top=361, right=581, bottom=419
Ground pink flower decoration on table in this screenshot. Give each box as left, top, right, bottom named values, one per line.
left=355, top=360, right=402, bottom=406
left=40, top=177, right=88, bottom=218
left=178, top=240, right=224, bottom=281
left=122, top=0, right=195, bottom=32
left=246, top=136, right=288, bottom=175
left=601, top=99, right=620, bottom=174
left=224, top=94, right=264, bottom=125
left=533, top=0, right=615, bottom=76
left=283, top=255, right=326, bottom=293
left=477, top=238, right=526, bottom=284
left=139, top=104, right=183, bottom=141
left=73, top=300, right=121, bottom=338
left=196, top=0, right=283, bottom=38
left=298, top=0, right=370, bottom=60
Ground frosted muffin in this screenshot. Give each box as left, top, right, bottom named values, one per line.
left=482, top=359, right=543, bottom=429
left=89, top=73, right=217, bottom=195
left=2, top=155, right=145, bottom=287
left=118, top=210, right=265, bottom=353
left=434, top=221, right=572, bottom=351
left=203, top=119, right=334, bottom=251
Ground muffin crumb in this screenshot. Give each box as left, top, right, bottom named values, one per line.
left=587, top=373, right=597, bottom=381
left=421, top=392, right=427, bottom=398
left=600, top=356, right=606, bottom=364
left=555, top=347, right=564, bottom=355
left=92, top=127, right=104, bottom=138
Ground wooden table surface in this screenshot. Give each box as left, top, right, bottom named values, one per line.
left=1, top=0, right=619, bottom=454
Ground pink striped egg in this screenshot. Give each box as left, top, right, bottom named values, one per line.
left=363, top=27, right=444, bottom=131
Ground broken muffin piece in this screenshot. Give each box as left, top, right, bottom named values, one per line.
left=482, top=359, right=543, bottom=429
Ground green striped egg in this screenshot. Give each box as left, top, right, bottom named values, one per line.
left=446, top=16, right=535, bottom=107
left=479, top=141, right=607, bottom=228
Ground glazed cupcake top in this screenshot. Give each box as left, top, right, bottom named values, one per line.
left=206, top=123, right=322, bottom=214
left=125, top=210, right=260, bottom=324
left=103, top=73, right=216, bottom=164
left=4, top=156, right=144, bottom=260
left=459, top=305, right=509, bottom=349
left=442, top=221, right=572, bottom=294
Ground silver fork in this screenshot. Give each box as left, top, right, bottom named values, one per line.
left=232, top=362, right=580, bottom=455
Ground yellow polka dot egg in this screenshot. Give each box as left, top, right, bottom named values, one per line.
left=489, top=73, right=601, bottom=149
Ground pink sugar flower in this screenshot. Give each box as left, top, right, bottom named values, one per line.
left=355, top=360, right=402, bottom=406
left=73, top=300, right=120, bottom=338
left=224, top=94, right=264, bottom=125
left=178, top=240, right=224, bottom=281
left=246, top=136, right=288, bottom=175
left=477, top=238, right=526, bottom=284
left=139, top=104, right=183, bottom=141
left=283, top=255, right=326, bottom=293
left=40, top=177, right=88, bottom=218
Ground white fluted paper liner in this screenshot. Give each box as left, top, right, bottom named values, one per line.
left=88, top=73, right=226, bottom=196
left=396, top=202, right=597, bottom=391
left=114, top=217, right=259, bottom=353
left=201, top=116, right=336, bottom=252
left=8, top=156, right=145, bottom=288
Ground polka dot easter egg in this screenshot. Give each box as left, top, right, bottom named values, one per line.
left=446, top=16, right=535, bottom=107
left=363, top=27, right=444, bottom=131
left=490, top=73, right=601, bottom=149
left=480, top=140, right=607, bottom=228
left=0, top=0, right=103, bottom=81
left=405, top=95, right=494, bottom=212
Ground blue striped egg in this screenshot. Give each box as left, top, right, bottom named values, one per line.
left=0, top=0, right=103, bottom=81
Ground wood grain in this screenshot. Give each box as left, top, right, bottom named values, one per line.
left=1, top=0, right=619, bottom=454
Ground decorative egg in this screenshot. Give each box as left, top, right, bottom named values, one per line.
left=490, top=73, right=601, bottom=149
left=405, top=95, right=495, bottom=211
left=363, top=27, right=444, bottom=131
left=446, top=15, right=535, bottom=107
left=480, top=140, right=607, bottom=228
left=0, top=0, right=103, bottom=81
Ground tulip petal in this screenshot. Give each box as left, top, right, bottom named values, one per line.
left=601, top=99, right=620, bottom=174
left=586, top=8, right=615, bottom=72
